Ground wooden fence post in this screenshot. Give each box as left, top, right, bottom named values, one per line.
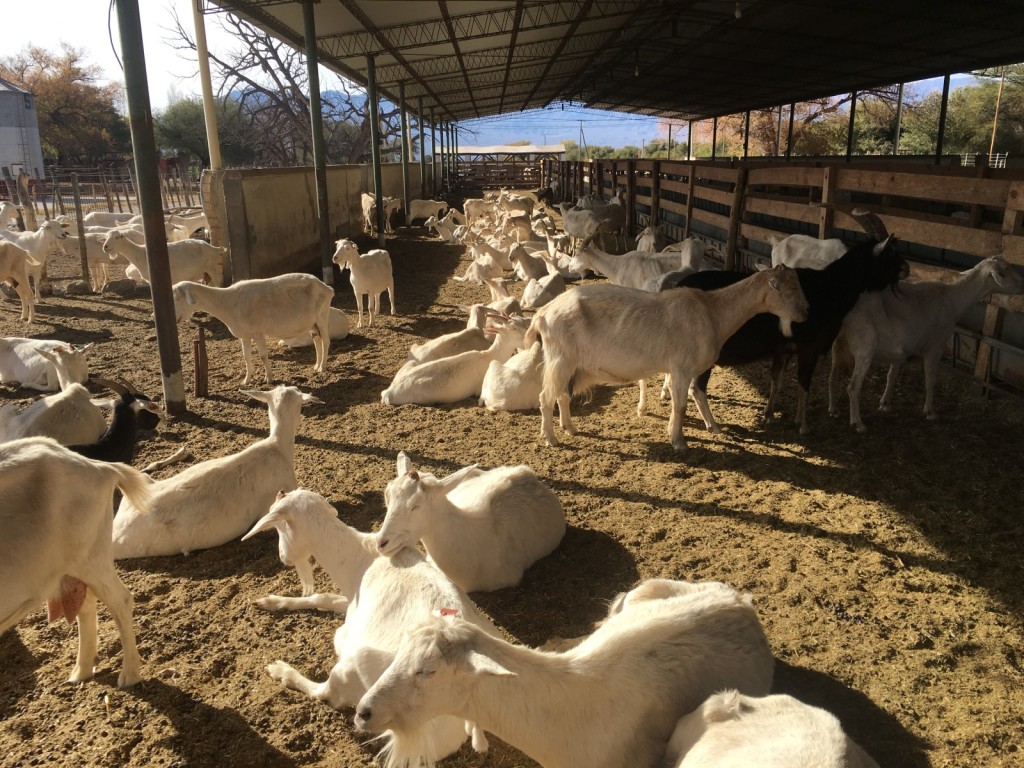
left=70, top=173, right=91, bottom=287
left=725, top=166, right=748, bottom=270
left=650, top=160, right=661, bottom=228
left=818, top=166, right=835, bottom=238
left=684, top=163, right=695, bottom=239
left=17, top=171, right=37, bottom=230
left=625, top=159, right=636, bottom=239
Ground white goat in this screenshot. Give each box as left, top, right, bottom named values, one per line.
left=112, top=386, right=320, bottom=558
left=0, top=200, right=21, bottom=228
left=0, top=437, right=151, bottom=687
left=770, top=234, right=848, bottom=270
left=407, top=305, right=493, bottom=364
left=102, top=230, right=225, bottom=287
left=381, top=317, right=527, bottom=406
left=0, top=241, right=36, bottom=323
left=0, top=219, right=70, bottom=299
left=521, top=272, right=565, bottom=309
left=479, top=340, right=544, bottom=412
left=666, top=691, right=879, bottom=768
left=424, top=215, right=459, bottom=244
left=277, top=307, right=349, bottom=348
left=829, top=256, right=1024, bottom=431
left=509, top=243, right=548, bottom=281
left=636, top=224, right=669, bottom=253
left=377, top=453, right=565, bottom=592
left=556, top=203, right=602, bottom=252
left=246, top=488, right=498, bottom=765
left=569, top=244, right=681, bottom=290
left=0, top=338, right=91, bottom=391
left=332, top=238, right=395, bottom=328
left=0, top=347, right=107, bottom=444
left=498, top=190, right=535, bottom=218
left=173, top=275, right=333, bottom=385
left=463, top=198, right=496, bottom=226
left=361, top=193, right=401, bottom=235
left=355, top=579, right=774, bottom=768
left=526, top=266, right=809, bottom=449
left=407, top=198, right=448, bottom=225
left=62, top=232, right=114, bottom=291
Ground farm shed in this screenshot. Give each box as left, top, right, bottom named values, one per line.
left=0, top=77, right=45, bottom=181
left=4, top=3, right=1024, bottom=768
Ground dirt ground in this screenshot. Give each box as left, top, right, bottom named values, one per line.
left=1, top=225, right=1022, bottom=768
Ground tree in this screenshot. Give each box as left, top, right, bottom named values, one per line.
left=155, top=96, right=260, bottom=166
left=0, top=44, right=131, bottom=164
left=167, top=9, right=403, bottom=167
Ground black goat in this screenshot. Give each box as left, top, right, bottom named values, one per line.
left=662, top=230, right=908, bottom=434
left=67, top=378, right=163, bottom=465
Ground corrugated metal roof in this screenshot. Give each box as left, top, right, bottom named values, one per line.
left=0, top=76, right=32, bottom=96
left=203, top=1, right=1024, bottom=123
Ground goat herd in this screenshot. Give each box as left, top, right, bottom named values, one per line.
left=1, top=187, right=1022, bottom=768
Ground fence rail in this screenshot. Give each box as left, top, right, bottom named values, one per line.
left=0, top=164, right=203, bottom=222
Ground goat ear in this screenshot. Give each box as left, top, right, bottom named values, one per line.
left=182, top=285, right=196, bottom=305
left=438, top=464, right=480, bottom=492
left=768, top=277, right=781, bottom=292
left=872, top=234, right=895, bottom=256
left=465, top=650, right=515, bottom=678
left=300, top=392, right=323, bottom=406
left=396, top=451, right=413, bottom=476
left=242, top=508, right=288, bottom=541
left=240, top=388, right=271, bottom=404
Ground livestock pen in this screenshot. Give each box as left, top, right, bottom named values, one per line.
left=0, top=226, right=1022, bottom=767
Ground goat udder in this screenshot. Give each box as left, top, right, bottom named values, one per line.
left=47, top=576, right=87, bottom=624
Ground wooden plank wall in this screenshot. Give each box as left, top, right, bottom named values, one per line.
left=553, top=158, right=1024, bottom=395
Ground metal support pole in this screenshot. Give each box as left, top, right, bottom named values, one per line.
left=399, top=82, right=411, bottom=225
left=438, top=122, right=446, bottom=192
left=711, top=118, right=718, bottom=160
left=936, top=74, right=951, bottom=164
left=846, top=90, right=857, bottom=161
left=430, top=111, right=437, bottom=196
left=114, top=0, right=185, bottom=414
left=453, top=124, right=459, bottom=190
left=786, top=102, right=796, bottom=160
left=366, top=54, right=385, bottom=247
left=418, top=97, right=426, bottom=199
left=687, top=119, right=693, bottom=160
left=893, top=83, right=905, bottom=156
left=192, top=0, right=222, bottom=170
left=302, top=1, right=333, bottom=284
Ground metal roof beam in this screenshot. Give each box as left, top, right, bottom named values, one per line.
left=519, top=0, right=595, bottom=111
left=319, top=0, right=640, bottom=58
left=439, top=0, right=481, bottom=118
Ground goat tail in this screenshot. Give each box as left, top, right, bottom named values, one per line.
left=106, top=462, right=154, bottom=513
left=523, top=313, right=545, bottom=349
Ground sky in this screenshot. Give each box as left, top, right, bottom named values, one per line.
left=6, top=1, right=986, bottom=152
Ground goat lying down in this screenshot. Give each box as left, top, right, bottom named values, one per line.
left=666, top=690, right=879, bottom=768
left=113, top=386, right=320, bottom=559
left=245, top=488, right=500, bottom=766
left=355, top=578, right=774, bottom=768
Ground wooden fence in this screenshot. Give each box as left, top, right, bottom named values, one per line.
left=1, top=164, right=203, bottom=222
left=545, top=156, right=1024, bottom=397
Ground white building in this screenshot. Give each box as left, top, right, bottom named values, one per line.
left=0, top=77, right=46, bottom=180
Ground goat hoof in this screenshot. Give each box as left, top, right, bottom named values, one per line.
left=853, top=423, right=867, bottom=433
left=117, top=669, right=142, bottom=688
left=879, top=404, right=892, bottom=413
left=68, top=665, right=96, bottom=683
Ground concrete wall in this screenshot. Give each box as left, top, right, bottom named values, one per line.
left=203, top=162, right=420, bottom=281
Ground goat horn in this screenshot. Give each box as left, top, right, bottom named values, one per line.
left=851, top=208, right=889, bottom=241
left=117, top=376, right=142, bottom=395
left=91, top=375, right=129, bottom=396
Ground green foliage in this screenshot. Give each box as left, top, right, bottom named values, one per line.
left=155, top=97, right=260, bottom=166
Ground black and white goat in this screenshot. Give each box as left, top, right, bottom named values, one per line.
left=659, top=212, right=908, bottom=434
